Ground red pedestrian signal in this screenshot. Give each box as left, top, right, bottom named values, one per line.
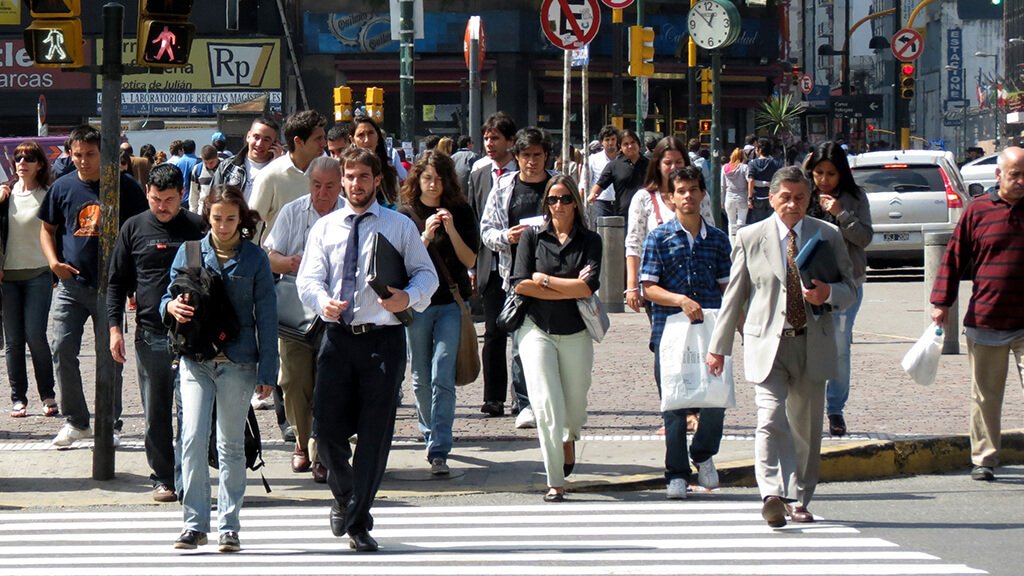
left=137, top=0, right=194, bottom=68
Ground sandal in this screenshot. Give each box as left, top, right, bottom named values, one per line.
left=42, top=399, right=59, bottom=417
left=10, top=402, right=27, bottom=418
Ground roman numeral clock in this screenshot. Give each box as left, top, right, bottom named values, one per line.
left=687, top=0, right=741, bottom=51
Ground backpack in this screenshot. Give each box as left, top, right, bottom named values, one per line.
left=165, top=241, right=240, bottom=362
left=208, top=402, right=271, bottom=493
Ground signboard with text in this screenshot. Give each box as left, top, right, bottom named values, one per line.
left=830, top=95, right=884, bottom=119
left=946, top=27, right=963, bottom=102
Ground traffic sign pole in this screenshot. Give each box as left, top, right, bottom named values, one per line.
left=710, top=49, right=723, bottom=230
left=400, top=0, right=415, bottom=145
left=635, top=0, right=644, bottom=138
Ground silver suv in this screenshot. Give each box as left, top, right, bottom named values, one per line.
left=848, top=150, right=971, bottom=267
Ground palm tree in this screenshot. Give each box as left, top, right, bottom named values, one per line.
left=755, top=94, right=807, bottom=159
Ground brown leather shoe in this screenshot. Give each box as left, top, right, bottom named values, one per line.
left=291, top=448, right=311, bottom=473
left=785, top=503, right=815, bottom=523
left=311, top=462, right=328, bottom=483
left=761, top=496, right=787, bottom=528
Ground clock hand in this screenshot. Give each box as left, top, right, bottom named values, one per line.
left=700, top=11, right=714, bottom=26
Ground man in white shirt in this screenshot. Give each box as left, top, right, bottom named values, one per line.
left=584, top=125, right=620, bottom=221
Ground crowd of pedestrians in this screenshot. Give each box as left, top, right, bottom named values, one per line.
left=3, top=107, right=1019, bottom=552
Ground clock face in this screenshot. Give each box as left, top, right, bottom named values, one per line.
left=687, top=0, right=741, bottom=50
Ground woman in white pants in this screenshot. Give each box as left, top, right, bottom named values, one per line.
left=512, top=175, right=603, bottom=502
left=721, top=147, right=749, bottom=238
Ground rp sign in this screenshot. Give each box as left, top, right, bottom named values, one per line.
left=540, top=0, right=601, bottom=50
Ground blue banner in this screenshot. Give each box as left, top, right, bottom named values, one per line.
left=947, top=28, right=963, bottom=102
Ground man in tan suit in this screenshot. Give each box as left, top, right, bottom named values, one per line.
left=706, top=166, right=856, bottom=528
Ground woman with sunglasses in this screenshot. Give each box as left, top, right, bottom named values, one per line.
left=511, top=174, right=602, bottom=502
left=0, top=142, right=58, bottom=418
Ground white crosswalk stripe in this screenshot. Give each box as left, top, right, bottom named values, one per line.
left=0, top=502, right=985, bottom=575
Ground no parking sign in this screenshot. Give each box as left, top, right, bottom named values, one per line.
left=540, top=0, right=601, bottom=50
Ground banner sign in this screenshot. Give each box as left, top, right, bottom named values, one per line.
left=946, top=27, right=963, bottom=102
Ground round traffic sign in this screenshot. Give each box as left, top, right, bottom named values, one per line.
left=891, top=28, right=923, bottom=63
left=799, top=73, right=813, bottom=95
left=463, top=16, right=486, bottom=71
left=601, top=0, right=635, bottom=8
left=540, top=0, right=601, bottom=50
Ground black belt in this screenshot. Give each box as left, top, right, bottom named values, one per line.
left=338, top=323, right=387, bottom=335
left=781, top=327, right=806, bottom=337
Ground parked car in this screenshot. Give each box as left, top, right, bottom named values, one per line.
left=848, top=150, right=972, bottom=268
left=960, top=153, right=998, bottom=193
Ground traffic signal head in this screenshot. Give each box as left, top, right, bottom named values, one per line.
left=137, top=0, right=195, bottom=69
left=699, top=119, right=712, bottom=133
left=900, top=63, right=916, bottom=100
left=700, top=68, right=712, bottom=106
left=28, top=0, right=80, bottom=17
left=628, top=26, right=655, bottom=78
left=365, top=87, right=384, bottom=123
left=334, top=86, right=353, bottom=123
left=24, top=0, right=83, bottom=68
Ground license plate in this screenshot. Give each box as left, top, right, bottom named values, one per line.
left=883, top=232, right=910, bottom=241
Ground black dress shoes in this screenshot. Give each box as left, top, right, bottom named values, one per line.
left=349, top=531, right=379, bottom=552
left=480, top=401, right=504, bottom=417
left=761, top=496, right=787, bottom=528
left=329, top=503, right=347, bottom=537
left=828, top=414, right=847, bottom=436
left=785, top=503, right=815, bottom=523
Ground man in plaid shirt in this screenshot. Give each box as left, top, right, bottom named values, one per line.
left=640, top=165, right=732, bottom=500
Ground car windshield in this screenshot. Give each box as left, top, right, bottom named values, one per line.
left=852, top=165, right=945, bottom=193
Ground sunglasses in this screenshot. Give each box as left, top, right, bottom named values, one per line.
left=545, top=194, right=575, bottom=206
left=14, top=155, right=38, bottom=163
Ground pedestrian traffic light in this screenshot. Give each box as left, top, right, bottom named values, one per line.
left=628, top=26, right=655, bottom=78
left=137, top=0, right=195, bottom=69
left=900, top=63, right=916, bottom=100
left=23, top=0, right=83, bottom=68
left=700, top=69, right=712, bottom=106
left=672, top=119, right=688, bottom=136
left=334, top=86, right=353, bottom=123
left=365, top=87, right=384, bottom=123
left=699, top=119, right=712, bottom=134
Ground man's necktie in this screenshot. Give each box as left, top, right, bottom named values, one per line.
left=786, top=229, right=807, bottom=330
left=340, top=213, right=368, bottom=325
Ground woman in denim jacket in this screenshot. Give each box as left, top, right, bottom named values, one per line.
left=161, top=184, right=278, bottom=552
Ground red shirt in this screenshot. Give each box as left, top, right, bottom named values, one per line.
left=930, top=190, right=1024, bottom=330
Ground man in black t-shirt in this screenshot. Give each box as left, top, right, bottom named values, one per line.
left=107, top=163, right=205, bottom=501
left=41, top=125, right=147, bottom=449
left=589, top=129, right=649, bottom=218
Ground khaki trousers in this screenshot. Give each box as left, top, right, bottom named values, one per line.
left=966, top=337, right=1024, bottom=467
left=279, top=337, right=318, bottom=462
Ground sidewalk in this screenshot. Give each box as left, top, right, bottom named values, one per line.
left=1, top=278, right=1022, bottom=509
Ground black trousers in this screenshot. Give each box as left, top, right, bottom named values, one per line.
left=314, top=324, right=405, bottom=535
left=481, top=269, right=509, bottom=403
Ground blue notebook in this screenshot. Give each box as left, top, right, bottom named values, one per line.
left=794, top=230, right=840, bottom=290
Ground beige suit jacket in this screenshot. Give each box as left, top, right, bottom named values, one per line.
left=708, top=215, right=858, bottom=384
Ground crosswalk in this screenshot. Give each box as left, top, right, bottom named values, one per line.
left=0, top=502, right=984, bottom=575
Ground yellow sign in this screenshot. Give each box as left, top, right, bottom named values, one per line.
left=0, top=0, right=20, bottom=25
left=95, top=37, right=280, bottom=91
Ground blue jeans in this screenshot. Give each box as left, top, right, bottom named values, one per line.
left=135, top=327, right=183, bottom=488
left=3, top=271, right=55, bottom=405
left=654, top=350, right=725, bottom=482
left=826, top=283, right=864, bottom=416
left=179, top=358, right=256, bottom=534
left=510, top=333, right=530, bottom=410
left=51, top=279, right=122, bottom=431
left=407, top=303, right=460, bottom=460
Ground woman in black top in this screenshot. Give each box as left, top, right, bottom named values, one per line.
left=399, top=151, right=479, bottom=474
left=511, top=174, right=602, bottom=502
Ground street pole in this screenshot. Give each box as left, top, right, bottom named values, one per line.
left=562, top=49, right=571, bottom=167
left=582, top=56, right=590, bottom=190
left=892, top=0, right=909, bottom=149
left=687, top=0, right=697, bottom=142
left=96, top=1, right=123, bottom=481
left=467, top=17, right=481, bottom=150
left=611, top=9, right=623, bottom=129
left=840, top=0, right=851, bottom=140
left=710, top=50, right=723, bottom=230
left=635, top=0, right=644, bottom=139
left=399, top=0, right=415, bottom=145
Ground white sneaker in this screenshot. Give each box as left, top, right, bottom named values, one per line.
left=52, top=423, right=92, bottom=448
left=695, top=457, right=719, bottom=489
left=250, top=392, right=274, bottom=410
left=666, top=478, right=688, bottom=500
left=515, top=407, right=536, bottom=429
left=112, top=430, right=121, bottom=448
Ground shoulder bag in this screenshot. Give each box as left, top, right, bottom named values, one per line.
left=275, top=274, right=323, bottom=345
left=576, top=293, right=610, bottom=343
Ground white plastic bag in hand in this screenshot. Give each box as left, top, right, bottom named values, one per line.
left=659, top=310, right=735, bottom=411
left=901, top=323, right=944, bottom=386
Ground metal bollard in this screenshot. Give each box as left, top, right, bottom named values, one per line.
left=597, top=216, right=625, bottom=313
left=923, top=232, right=959, bottom=355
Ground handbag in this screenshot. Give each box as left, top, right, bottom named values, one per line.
left=274, top=274, right=323, bottom=345
left=497, top=291, right=529, bottom=333
left=658, top=309, right=735, bottom=411
left=576, top=293, right=610, bottom=343
left=901, top=323, right=943, bottom=386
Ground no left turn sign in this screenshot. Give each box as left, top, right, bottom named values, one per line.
left=541, top=0, right=602, bottom=50
left=892, top=28, right=923, bottom=63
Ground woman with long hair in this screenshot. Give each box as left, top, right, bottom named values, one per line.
left=511, top=174, right=602, bottom=502
left=624, top=137, right=690, bottom=312
left=399, top=151, right=479, bottom=474
left=803, top=142, right=873, bottom=437
left=162, top=185, right=278, bottom=552
left=351, top=116, right=400, bottom=206
left=721, top=147, right=750, bottom=238
left=1, top=141, right=57, bottom=418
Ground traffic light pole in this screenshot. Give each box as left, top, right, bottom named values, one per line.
left=710, top=49, right=723, bottom=230
left=611, top=10, right=623, bottom=129
left=399, top=0, right=415, bottom=145
left=687, top=0, right=697, bottom=143
left=95, top=1, right=124, bottom=481
left=634, top=0, right=644, bottom=139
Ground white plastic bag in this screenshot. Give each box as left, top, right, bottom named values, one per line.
left=901, top=323, right=944, bottom=386
left=659, top=309, right=735, bottom=411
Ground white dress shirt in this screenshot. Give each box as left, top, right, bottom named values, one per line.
left=263, top=194, right=345, bottom=273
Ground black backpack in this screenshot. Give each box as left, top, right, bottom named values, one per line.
left=165, top=241, right=240, bottom=362
left=208, top=403, right=271, bottom=493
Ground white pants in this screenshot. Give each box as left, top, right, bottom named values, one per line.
left=724, top=199, right=748, bottom=238
left=517, top=319, right=594, bottom=488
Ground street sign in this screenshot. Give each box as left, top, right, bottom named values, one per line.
left=830, top=95, right=884, bottom=119
left=571, top=45, right=589, bottom=67
left=799, top=73, right=813, bottom=95
left=601, top=0, right=635, bottom=8
left=540, top=0, right=601, bottom=50
left=463, top=16, right=486, bottom=71
left=892, top=28, right=923, bottom=63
